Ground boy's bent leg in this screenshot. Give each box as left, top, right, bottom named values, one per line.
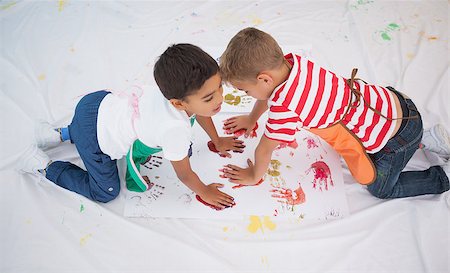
left=368, top=94, right=449, bottom=198
left=368, top=151, right=449, bottom=198
left=45, top=91, right=120, bottom=203
left=46, top=159, right=119, bottom=203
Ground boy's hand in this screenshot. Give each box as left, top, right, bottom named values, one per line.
left=222, top=159, right=259, bottom=185
left=213, top=136, right=245, bottom=158
left=198, top=183, right=235, bottom=209
left=223, top=115, right=256, bottom=138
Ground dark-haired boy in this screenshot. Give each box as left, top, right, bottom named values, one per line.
left=19, top=44, right=243, bottom=208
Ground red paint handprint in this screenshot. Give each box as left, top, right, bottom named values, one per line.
left=224, top=122, right=258, bottom=138
left=270, top=183, right=306, bottom=205
left=306, top=161, right=334, bottom=191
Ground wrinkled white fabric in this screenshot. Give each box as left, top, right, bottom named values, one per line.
left=1, top=1, right=448, bottom=273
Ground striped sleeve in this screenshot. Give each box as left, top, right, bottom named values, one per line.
left=264, top=104, right=300, bottom=143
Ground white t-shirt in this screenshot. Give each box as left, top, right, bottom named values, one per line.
left=97, top=86, right=193, bottom=161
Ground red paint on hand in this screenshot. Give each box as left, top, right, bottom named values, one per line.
left=232, top=178, right=264, bottom=189
left=207, top=141, right=227, bottom=157
left=225, top=122, right=259, bottom=138
left=195, top=195, right=223, bottom=210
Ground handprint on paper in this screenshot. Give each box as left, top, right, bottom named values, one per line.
left=306, top=161, right=334, bottom=191
left=224, top=91, right=253, bottom=107
left=142, top=155, right=163, bottom=170
left=270, top=183, right=306, bottom=205
left=267, top=159, right=282, bottom=177
left=142, top=175, right=165, bottom=200
left=264, top=159, right=287, bottom=187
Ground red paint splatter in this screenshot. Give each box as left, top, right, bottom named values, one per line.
left=307, top=161, right=333, bottom=191
left=304, top=136, right=319, bottom=149
left=195, top=195, right=224, bottom=210
left=225, top=122, right=259, bottom=138
left=207, top=141, right=227, bottom=157
left=270, top=183, right=306, bottom=205
left=232, top=178, right=264, bottom=189
left=276, top=139, right=299, bottom=150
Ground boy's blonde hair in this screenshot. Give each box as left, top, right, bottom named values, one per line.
left=220, top=27, right=285, bottom=83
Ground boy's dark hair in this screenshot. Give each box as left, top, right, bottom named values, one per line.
left=154, top=44, right=219, bottom=100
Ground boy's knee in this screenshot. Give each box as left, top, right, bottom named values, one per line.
left=94, top=189, right=119, bottom=203
left=367, top=184, right=391, bottom=199
left=90, top=180, right=120, bottom=203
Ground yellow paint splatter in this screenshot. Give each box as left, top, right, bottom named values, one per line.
left=406, top=53, right=414, bottom=60
left=1, top=1, right=17, bottom=10
left=58, top=0, right=66, bottom=12
left=247, top=215, right=263, bottom=233
left=267, top=159, right=282, bottom=177
left=25, top=219, right=32, bottom=224
left=80, top=233, right=92, bottom=246
left=38, top=74, right=46, bottom=81
left=427, top=36, right=438, bottom=41
left=267, top=169, right=280, bottom=177
left=222, top=226, right=229, bottom=232
left=247, top=215, right=277, bottom=233
left=270, top=159, right=281, bottom=169
left=261, top=255, right=269, bottom=267
left=262, top=216, right=276, bottom=231
left=224, top=93, right=242, bottom=105
left=251, top=16, right=263, bottom=25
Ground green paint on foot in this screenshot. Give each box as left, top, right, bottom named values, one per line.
left=80, top=204, right=85, bottom=212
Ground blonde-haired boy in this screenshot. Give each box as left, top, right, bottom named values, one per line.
left=220, top=27, right=449, bottom=199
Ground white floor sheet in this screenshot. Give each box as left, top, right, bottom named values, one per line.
left=1, top=1, right=449, bottom=273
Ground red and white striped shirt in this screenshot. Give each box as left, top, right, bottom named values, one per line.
left=265, top=53, right=398, bottom=153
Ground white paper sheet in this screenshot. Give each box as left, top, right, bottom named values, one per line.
left=124, top=113, right=348, bottom=219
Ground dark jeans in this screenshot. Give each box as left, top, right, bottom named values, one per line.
left=46, top=91, right=120, bottom=203
left=367, top=87, right=449, bottom=198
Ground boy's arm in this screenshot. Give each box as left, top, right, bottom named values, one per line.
left=195, top=115, right=221, bottom=144
left=223, top=100, right=268, bottom=136
left=249, top=99, right=269, bottom=123
left=195, top=115, right=245, bottom=157
left=170, top=156, right=235, bottom=209
left=222, top=135, right=280, bottom=185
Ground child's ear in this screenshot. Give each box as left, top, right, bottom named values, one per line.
left=169, top=98, right=186, bottom=110
left=257, top=73, right=273, bottom=85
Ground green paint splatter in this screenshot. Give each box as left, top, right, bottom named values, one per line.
left=378, top=23, right=400, bottom=41
left=1, top=1, right=17, bottom=10
left=387, top=23, right=400, bottom=30
left=381, top=32, right=391, bottom=41
left=80, top=204, right=85, bottom=212
left=350, top=0, right=374, bottom=10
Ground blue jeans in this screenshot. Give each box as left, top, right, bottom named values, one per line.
left=46, top=91, right=120, bottom=203
left=367, top=87, right=449, bottom=198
